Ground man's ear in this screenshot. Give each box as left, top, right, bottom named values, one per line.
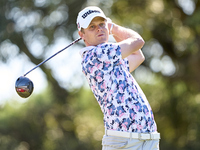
left=78, top=31, right=84, bottom=40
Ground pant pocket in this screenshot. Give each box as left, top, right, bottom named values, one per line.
left=102, top=135, right=128, bottom=149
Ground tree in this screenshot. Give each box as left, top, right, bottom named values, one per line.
left=111, top=0, right=200, bottom=149
left=0, top=0, right=87, bottom=102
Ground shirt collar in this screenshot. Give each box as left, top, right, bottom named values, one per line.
left=79, top=43, right=111, bottom=57
left=79, top=46, right=95, bottom=57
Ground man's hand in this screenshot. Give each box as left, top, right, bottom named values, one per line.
left=106, top=18, right=113, bottom=35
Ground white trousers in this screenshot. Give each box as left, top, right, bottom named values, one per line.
left=102, top=135, right=160, bottom=150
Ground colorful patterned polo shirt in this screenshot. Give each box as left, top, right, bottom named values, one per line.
left=79, top=43, right=157, bottom=133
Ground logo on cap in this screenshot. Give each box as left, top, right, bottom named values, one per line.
left=82, top=10, right=100, bottom=19
left=77, top=23, right=80, bottom=29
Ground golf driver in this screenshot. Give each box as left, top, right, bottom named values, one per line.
left=15, top=37, right=82, bottom=98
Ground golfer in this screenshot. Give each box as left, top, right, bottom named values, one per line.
left=77, top=6, right=160, bottom=150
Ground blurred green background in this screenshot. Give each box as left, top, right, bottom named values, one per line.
left=0, top=0, right=200, bottom=149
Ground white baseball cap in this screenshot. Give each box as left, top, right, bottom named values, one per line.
left=76, top=6, right=107, bottom=31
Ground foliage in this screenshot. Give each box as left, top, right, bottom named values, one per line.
left=0, top=87, right=103, bottom=150
left=110, top=0, right=200, bottom=149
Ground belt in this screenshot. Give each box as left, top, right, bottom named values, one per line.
left=106, top=130, right=160, bottom=140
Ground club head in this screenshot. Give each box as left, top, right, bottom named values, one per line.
left=15, top=76, right=34, bottom=98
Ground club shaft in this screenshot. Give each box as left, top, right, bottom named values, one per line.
left=24, top=38, right=82, bottom=76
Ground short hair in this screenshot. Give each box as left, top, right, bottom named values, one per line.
left=81, top=28, right=85, bottom=33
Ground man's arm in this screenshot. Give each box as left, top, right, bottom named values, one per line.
left=109, top=23, right=145, bottom=72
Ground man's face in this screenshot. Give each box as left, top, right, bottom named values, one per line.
left=79, top=17, right=109, bottom=46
